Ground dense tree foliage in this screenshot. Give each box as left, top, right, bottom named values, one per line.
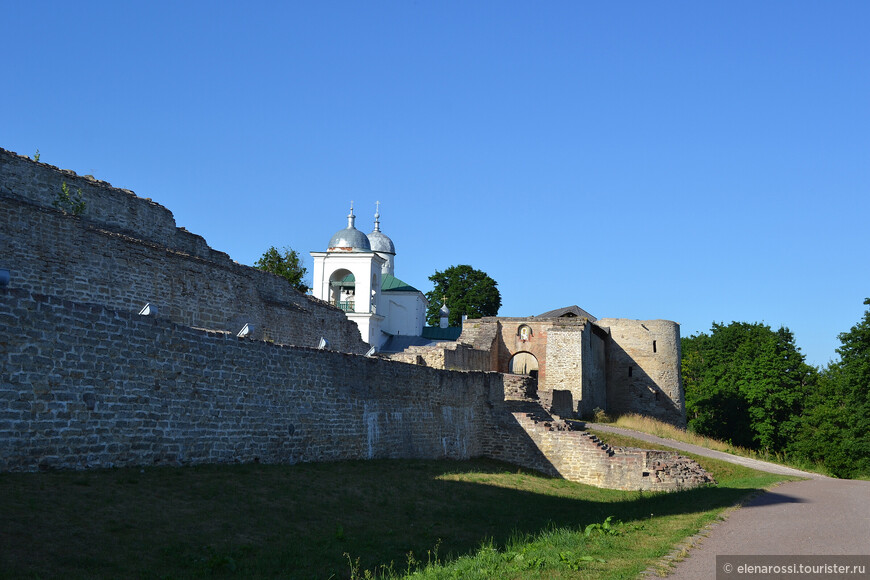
left=254, top=246, right=309, bottom=293
left=791, top=299, right=870, bottom=478
left=682, top=322, right=816, bottom=452
left=425, top=265, right=501, bottom=327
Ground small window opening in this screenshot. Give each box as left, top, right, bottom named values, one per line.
left=653, top=340, right=657, bottom=353
left=628, top=366, right=633, bottom=377
left=655, top=391, right=660, bottom=401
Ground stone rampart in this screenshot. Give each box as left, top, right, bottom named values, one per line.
left=0, top=288, right=496, bottom=472
left=544, top=325, right=586, bottom=412
left=0, top=287, right=712, bottom=490
left=481, top=397, right=713, bottom=491
left=0, top=148, right=368, bottom=353
left=1, top=148, right=201, bottom=258
left=0, top=148, right=705, bottom=490
left=457, top=317, right=501, bottom=370
left=388, top=342, right=489, bottom=371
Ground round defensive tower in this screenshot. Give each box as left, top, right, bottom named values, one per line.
left=596, top=318, right=685, bottom=428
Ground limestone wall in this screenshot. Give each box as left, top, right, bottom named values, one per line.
left=459, top=316, right=591, bottom=389
left=388, top=342, right=489, bottom=371
left=581, top=325, right=608, bottom=416
left=0, top=146, right=695, bottom=488
left=597, top=318, right=685, bottom=427
left=491, top=318, right=551, bottom=380
left=1, top=148, right=201, bottom=258
left=450, top=315, right=684, bottom=425
left=543, top=321, right=608, bottom=418
left=0, top=287, right=708, bottom=489
left=456, top=318, right=501, bottom=370
left=0, top=288, right=496, bottom=472
left=544, top=326, right=584, bottom=411
left=482, top=401, right=712, bottom=491
left=0, top=148, right=368, bottom=354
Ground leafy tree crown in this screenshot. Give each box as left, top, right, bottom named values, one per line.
left=681, top=321, right=816, bottom=452
left=254, top=246, right=310, bottom=293
left=424, top=264, right=501, bottom=327
left=791, top=298, right=870, bottom=478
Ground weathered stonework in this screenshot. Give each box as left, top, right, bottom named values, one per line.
left=0, top=288, right=493, bottom=471
left=598, top=318, right=685, bottom=427
left=389, top=341, right=490, bottom=371
left=481, top=390, right=713, bottom=491
left=0, top=147, right=705, bottom=490
left=0, top=148, right=368, bottom=354
left=426, top=314, right=685, bottom=427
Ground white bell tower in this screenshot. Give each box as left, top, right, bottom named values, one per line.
left=310, top=203, right=385, bottom=346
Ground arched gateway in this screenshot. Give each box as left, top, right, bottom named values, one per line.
left=509, top=351, right=538, bottom=377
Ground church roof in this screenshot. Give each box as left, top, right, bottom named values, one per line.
left=535, top=305, right=597, bottom=321
left=328, top=206, right=371, bottom=252
left=334, top=273, right=421, bottom=294
left=421, top=326, right=462, bottom=340
left=381, top=274, right=420, bottom=293
left=379, top=335, right=438, bottom=353
left=367, top=203, right=396, bottom=255
left=379, top=327, right=461, bottom=353
left=368, top=230, right=395, bottom=254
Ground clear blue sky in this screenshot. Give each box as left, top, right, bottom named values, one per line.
left=3, top=1, right=868, bottom=367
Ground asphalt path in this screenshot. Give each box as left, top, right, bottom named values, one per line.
left=585, top=424, right=870, bottom=578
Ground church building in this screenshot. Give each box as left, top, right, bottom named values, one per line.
left=310, top=204, right=429, bottom=351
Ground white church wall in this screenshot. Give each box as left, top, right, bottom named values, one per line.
left=380, top=292, right=427, bottom=337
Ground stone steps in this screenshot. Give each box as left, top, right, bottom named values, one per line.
left=503, top=394, right=714, bottom=491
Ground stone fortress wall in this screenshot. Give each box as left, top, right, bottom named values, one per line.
left=388, top=341, right=490, bottom=371
left=0, top=149, right=368, bottom=353
left=0, top=288, right=493, bottom=471
left=0, top=148, right=709, bottom=490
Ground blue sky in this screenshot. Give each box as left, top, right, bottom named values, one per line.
left=3, top=1, right=868, bottom=367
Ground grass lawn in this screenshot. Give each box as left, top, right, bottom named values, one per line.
left=0, top=441, right=796, bottom=579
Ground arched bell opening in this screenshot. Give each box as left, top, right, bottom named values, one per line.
left=329, top=269, right=355, bottom=312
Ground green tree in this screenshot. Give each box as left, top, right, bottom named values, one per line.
left=425, top=264, right=501, bottom=327
left=254, top=246, right=309, bottom=293
left=792, top=299, right=870, bottom=478
left=682, top=322, right=816, bottom=451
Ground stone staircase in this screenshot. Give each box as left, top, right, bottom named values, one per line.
left=496, top=391, right=715, bottom=491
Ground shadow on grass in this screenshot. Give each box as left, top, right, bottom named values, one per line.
left=0, top=458, right=779, bottom=579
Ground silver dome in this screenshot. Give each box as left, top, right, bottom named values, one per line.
left=328, top=207, right=372, bottom=252
left=328, top=228, right=371, bottom=251
left=367, top=204, right=395, bottom=255
left=368, top=230, right=395, bottom=255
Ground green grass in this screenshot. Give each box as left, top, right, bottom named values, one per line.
left=0, top=450, right=794, bottom=579
left=602, top=413, right=832, bottom=476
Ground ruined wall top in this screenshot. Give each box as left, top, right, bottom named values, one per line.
left=0, top=148, right=197, bottom=253
left=0, top=146, right=369, bottom=352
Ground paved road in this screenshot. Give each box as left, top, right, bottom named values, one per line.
left=585, top=425, right=870, bottom=578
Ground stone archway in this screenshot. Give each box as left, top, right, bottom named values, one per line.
left=509, top=351, right=539, bottom=377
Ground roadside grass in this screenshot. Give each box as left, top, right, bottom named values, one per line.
left=386, top=433, right=799, bottom=579
left=0, top=452, right=793, bottom=579
left=601, top=413, right=831, bottom=476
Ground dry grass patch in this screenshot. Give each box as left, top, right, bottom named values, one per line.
left=609, top=413, right=830, bottom=476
